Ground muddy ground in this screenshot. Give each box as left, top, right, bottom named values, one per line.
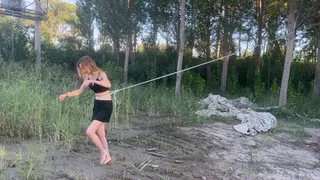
left=1, top=113, right=320, bottom=180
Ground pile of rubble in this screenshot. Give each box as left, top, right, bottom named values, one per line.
left=196, top=94, right=277, bottom=136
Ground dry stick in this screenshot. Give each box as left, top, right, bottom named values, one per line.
left=147, top=148, right=157, bottom=152
left=147, top=152, right=167, bottom=158
left=295, top=113, right=320, bottom=123
left=256, top=106, right=281, bottom=111
left=139, top=160, right=152, bottom=171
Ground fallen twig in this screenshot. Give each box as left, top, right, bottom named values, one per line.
left=295, top=113, right=320, bottom=123
left=149, top=164, right=159, bottom=168
left=304, top=140, right=320, bottom=146
left=147, top=148, right=157, bottom=152
left=256, top=103, right=296, bottom=111
left=147, top=152, right=167, bottom=158
left=256, top=106, right=280, bottom=111
left=138, top=159, right=152, bottom=171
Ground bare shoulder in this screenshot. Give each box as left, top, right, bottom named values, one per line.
left=100, top=71, right=108, bottom=77
left=98, top=71, right=109, bottom=79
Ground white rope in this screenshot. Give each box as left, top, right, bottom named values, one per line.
left=110, top=52, right=236, bottom=95
left=110, top=31, right=295, bottom=95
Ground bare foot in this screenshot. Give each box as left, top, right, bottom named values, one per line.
left=102, top=156, right=112, bottom=165
left=100, top=151, right=107, bottom=165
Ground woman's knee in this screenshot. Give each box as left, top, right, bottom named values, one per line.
left=86, top=128, right=95, bottom=137
left=97, top=129, right=105, bottom=138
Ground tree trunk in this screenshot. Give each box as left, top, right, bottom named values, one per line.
left=216, top=22, right=222, bottom=59
left=86, top=25, right=94, bottom=56
left=124, top=0, right=130, bottom=84
left=189, top=0, right=196, bottom=57
left=206, top=15, right=211, bottom=83
left=87, top=18, right=94, bottom=56
left=132, top=29, right=137, bottom=63
left=266, top=27, right=281, bottom=54
left=254, top=0, right=263, bottom=72
left=279, top=0, right=296, bottom=106
left=220, top=0, right=229, bottom=93
left=129, top=32, right=133, bottom=63
left=87, top=34, right=94, bottom=55
left=175, top=0, right=186, bottom=96
left=216, top=2, right=223, bottom=59
left=35, top=0, right=41, bottom=70
left=176, top=2, right=181, bottom=52
left=238, top=8, right=242, bottom=58
left=152, top=24, right=158, bottom=79
left=113, top=38, right=120, bottom=64
left=35, top=20, right=41, bottom=71
left=243, top=35, right=249, bottom=58
left=314, top=31, right=320, bottom=100
left=124, top=34, right=130, bottom=84
left=238, top=31, right=241, bottom=57
left=313, top=43, right=317, bottom=63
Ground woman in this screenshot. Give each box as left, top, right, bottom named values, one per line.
left=59, top=55, right=113, bottom=165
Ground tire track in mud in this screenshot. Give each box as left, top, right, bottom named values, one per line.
left=110, top=115, right=217, bottom=180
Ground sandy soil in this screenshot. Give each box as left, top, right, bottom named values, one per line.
left=0, top=114, right=319, bottom=180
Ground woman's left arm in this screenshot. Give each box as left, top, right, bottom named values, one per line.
left=94, top=71, right=111, bottom=88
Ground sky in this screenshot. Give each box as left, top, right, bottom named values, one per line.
left=63, top=0, right=300, bottom=57
left=66, top=0, right=75, bottom=3
left=64, top=0, right=167, bottom=51
left=63, top=0, right=256, bottom=56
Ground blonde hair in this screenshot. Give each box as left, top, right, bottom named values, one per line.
left=76, top=56, right=102, bottom=78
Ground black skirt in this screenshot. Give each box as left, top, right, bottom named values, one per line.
left=92, top=99, right=113, bottom=123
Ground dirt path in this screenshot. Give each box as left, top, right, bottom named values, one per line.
left=1, top=115, right=320, bottom=180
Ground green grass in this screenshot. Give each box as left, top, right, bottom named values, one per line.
left=0, top=62, right=92, bottom=147
left=113, top=83, right=201, bottom=116
left=0, top=62, right=203, bottom=146
left=0, top=143, right=46, bottom=180
left=254, top=93, right=320, bottom=127
left=1, top=61, right=320, bottom=147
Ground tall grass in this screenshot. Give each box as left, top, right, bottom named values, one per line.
left=2, top=60, right=318, bottom=147
left=0, top=61, right=202, bottom=146
left=0, top=62, right=93, bottom=147
left=113, top=83, right=200, bottom=116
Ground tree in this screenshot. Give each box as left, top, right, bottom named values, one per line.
left=93, top=0, right=127, bottom=64
left=193, top=0, right=218, bottom=84
left=279, top=0, right=320, bottom=106
left=41, top=0, right=77, bottom=45
left=185, top=0, right=198, bottom=57
left=254, top=0, right=266, bottom=72
left=314, top=30, right=320, bottom=99
left=124, top=0, right=146, bottom=83
left=279, top=0, right=297, bottom=106
left=220, top=0, right=230, bottom=93
left=75, top=0, right=94, bottom=54
left=175, top=0, right=186, bottom=96
left=144, top=0, right=173, bottom=79
left=0, top=18, right=29, bottom=62
left=94, top=0, right=146, bottom=84
left=124, top=0, right=131, bottom=84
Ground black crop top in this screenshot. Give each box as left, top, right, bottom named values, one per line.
left=88, top=72, right=109, bottom=93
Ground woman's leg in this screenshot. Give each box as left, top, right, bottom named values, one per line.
left=97, top=123, right=112, bottom=164
left=86, top=120, right=107, bottom=164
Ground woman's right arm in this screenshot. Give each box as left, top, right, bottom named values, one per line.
left=59, top=80, right=90, bottom=101
left=66, top=82, right=87, bottom=97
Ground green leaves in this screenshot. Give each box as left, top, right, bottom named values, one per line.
left=0, top=18, right=29, bottom=62
left=41, top=0, right=77, bottom=45
left=75, top=0, right=94, bottom=52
